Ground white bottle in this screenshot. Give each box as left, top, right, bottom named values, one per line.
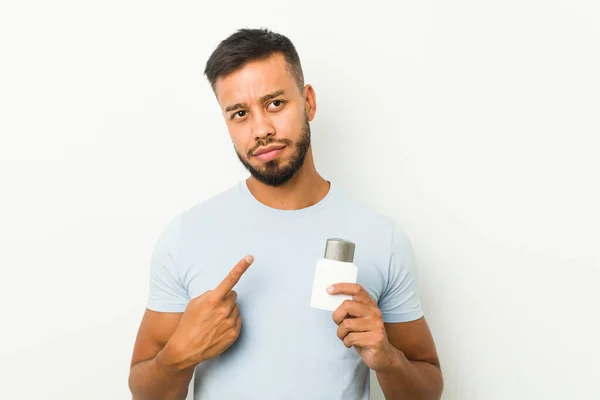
left=310, top=238, right=358, bottom=311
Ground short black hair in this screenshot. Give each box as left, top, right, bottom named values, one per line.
left=204, top=28, right=304, bottom=92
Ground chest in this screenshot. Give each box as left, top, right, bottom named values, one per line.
left=180, top=224, right=388, bottom=378
left=180, top=224, right=386, bottom=312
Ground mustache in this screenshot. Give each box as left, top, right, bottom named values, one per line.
left=247, top=138, right=293, bottom=157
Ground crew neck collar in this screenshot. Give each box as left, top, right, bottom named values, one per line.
left=239, top=179, right=336, bottom=215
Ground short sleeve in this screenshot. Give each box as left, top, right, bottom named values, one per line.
left=377, top=222, right=424, bottom=323
left=146, top=214, right=190, bottom=312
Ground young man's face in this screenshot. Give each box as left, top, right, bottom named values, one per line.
left=214, top=52, right=316, bottom=187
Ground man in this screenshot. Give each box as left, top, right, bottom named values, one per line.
left=128, top=28, right=443, bottom=400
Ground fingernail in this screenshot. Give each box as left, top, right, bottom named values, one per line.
left=326, top=285, right=334, bottom=293
left=245, top=255, right=254, bottom=263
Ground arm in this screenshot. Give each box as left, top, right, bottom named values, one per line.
left=373, top=221, right=442, bottom=398
left=128, top=214, right=194, bottom=400
left=128, top=310, right=194, bottom=400
left=329, top=284, right=443, bottom=400
left=376, top=318, right=443, bottom=399
left=129, top=255, right=254, bottom=400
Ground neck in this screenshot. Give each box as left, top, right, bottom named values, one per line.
left=245, top=151, right=330, bottom=210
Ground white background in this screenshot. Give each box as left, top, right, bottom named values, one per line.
left=1, top=1, right=599, bottom=399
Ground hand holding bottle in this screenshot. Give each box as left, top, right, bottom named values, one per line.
left=329, top=283, right=395, bottom=372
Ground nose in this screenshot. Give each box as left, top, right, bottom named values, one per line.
left=251, top=111, right=275, bottom=142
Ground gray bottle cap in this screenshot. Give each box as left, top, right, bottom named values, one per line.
left=324, top=238, right=355, bottom=263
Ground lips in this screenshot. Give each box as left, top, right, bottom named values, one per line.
left=253, top=144, right=286, bottom=156
left=252, top=145, right=286, bottom=162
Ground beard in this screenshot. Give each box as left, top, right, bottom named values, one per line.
left=235, top=115, right=311, bottom=187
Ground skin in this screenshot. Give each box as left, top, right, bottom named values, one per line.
left=217, top=52, right=329, bottom=210
left=128, top=52, right=443, bottom=400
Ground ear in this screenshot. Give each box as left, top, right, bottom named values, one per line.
left=303, top=84, right=317, bottom=121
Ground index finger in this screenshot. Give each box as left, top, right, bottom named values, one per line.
left=327, top=283, right=373, bottom=304
left=214, top=255, right=254, bottom=298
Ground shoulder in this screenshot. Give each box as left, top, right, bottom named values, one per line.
left=333, top=184, right=406, bottom=241
left=330, top=184, right=416, bottom=271
left=181, top=182, right=243, bottom=226
left=156, top=181, right=244, bottom=245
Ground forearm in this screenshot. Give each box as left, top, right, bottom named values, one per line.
left=128, top=352, right=195, bottom=400
left=376, top=347, right=443, bottom=400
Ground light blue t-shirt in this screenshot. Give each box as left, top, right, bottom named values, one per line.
left=146, top=180, right=423, bottom=399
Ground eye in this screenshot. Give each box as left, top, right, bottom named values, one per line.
left=231, top=110, right=247, bottom=120
left=268, top=100, right=285, bottom=110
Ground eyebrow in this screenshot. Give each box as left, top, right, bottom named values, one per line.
left=224, top=90, right=286, bottom=112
